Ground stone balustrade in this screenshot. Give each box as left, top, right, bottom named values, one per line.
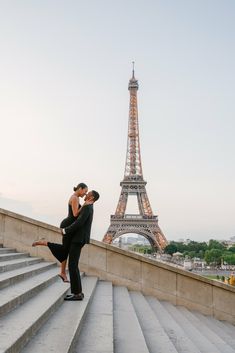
left=0, top=207, right=234, bottom=324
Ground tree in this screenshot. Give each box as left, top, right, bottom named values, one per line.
left=198, top=250, right=205, bottom=259
left=129, top=244, right=153, bottom=254
left=205, top=249, right=222, bottom=265
left=228, top=246, right=235, bottom=253
left=164, top=243, right=177, bottom=255
left=208, top=239, right=225, bottom=251
left=188, top=251, right=196, bottom=259
left=223, top=254, right=235, bottom=265
left=175, top=242, right=187, bottom=253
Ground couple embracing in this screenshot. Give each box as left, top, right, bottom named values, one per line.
left=32, top=183, right=99, bottom=301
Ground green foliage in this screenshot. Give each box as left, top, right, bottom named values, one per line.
left=198, top=250, right=205, bottom=259
left=129, top=244, right=153, bottom=254
left=223, top=254, right=235, bottom=265
left=164, top=240, right=209, bottom=258
left=188, top=251, right=196, bottom=259
left=163, top=239, right=235, bottom=265
left=164, top=243, right=177, bottom=255
left=187, top=241, right=208, bottom=254
left=204, top=249, right=222, bottom=265
left=208, top=239, right=225, bottom=251
left=129, top=238, right=235, bottom=266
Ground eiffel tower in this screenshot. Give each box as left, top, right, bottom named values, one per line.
left=103, top=65, right=168, bottom=251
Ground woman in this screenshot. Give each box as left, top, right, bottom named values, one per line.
left=33, top=182, right=88, bottom=282
left=59, top=182, right=89, bottom=282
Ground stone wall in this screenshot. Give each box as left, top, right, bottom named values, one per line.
left=0, top=208, right=234, bottom=324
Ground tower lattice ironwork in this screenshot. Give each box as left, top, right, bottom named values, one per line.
left=103, top=66, right=167, bottom=251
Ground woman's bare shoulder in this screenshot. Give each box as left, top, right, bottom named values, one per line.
left=69, top=194, right=79, bottom=204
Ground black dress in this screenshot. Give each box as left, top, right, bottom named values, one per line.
left=47, top=204, right=81, bottom=263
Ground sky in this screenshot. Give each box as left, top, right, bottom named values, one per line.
left=0, top=0, right=235, bottom=242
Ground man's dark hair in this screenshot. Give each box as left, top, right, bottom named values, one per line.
left=91, top=190, right=100, bottom=202
left=73, top=183, right=87, bottom=191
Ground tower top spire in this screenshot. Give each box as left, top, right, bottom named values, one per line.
left=132, top=61, right=135, bottom=78
left=128, top=61, right=138, bottom=90
left=125, top=64, right=142, bottom=178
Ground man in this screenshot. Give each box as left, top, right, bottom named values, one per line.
left=62, top=190, right=99, bottom=301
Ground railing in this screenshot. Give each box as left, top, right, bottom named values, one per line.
left=0, top=207, right=235, bottom=325
left=111, top=214, right=157, bottom=220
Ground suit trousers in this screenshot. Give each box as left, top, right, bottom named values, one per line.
left=68, top=242, right=84, bottom=294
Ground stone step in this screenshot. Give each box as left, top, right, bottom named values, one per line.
left=0, top=247, right=16, bottom=254
left=0, top=261, right=56, bottom=289
left=162, top=301, right=221, bottom=353
left=177, top=306, right=235, bottom=353
left=75, top=280, right=114, bottom=353
left=147, top=297, right=200, bottom=353
left=193, top=311, right=235, bottom=350
left=113, top=286, right=149, bottom=353
left=21, top=276, right=98, bottom=353
left=0, top=267, right=60, bottom=317
left=223, top=321, right=235, bottom=337
left=0, top=277, right=70, bottom=353
left=0, top=252, right=29, bottom=262
left=0, top=257, right=42, bottom=273
left=0, top=244, right=233, bottom=353
left=130, top=291, right=177, bottom=353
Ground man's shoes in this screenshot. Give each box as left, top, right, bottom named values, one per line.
left=64, top=292, right=84, bottom=298
left=64, top=293, right=84, bottom=301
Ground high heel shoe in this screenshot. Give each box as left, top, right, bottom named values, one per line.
left=58, top=274, right=70, bottom=283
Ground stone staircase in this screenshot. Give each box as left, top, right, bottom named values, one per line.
left=0, top=245, right=235, bottom=353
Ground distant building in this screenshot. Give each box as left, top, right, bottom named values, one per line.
left=113, top=234, right=150, bottom=246
left=217, top=237, right=235, bottom=248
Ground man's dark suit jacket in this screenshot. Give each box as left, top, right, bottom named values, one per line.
left=64, top=204, right=93, bottom=245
